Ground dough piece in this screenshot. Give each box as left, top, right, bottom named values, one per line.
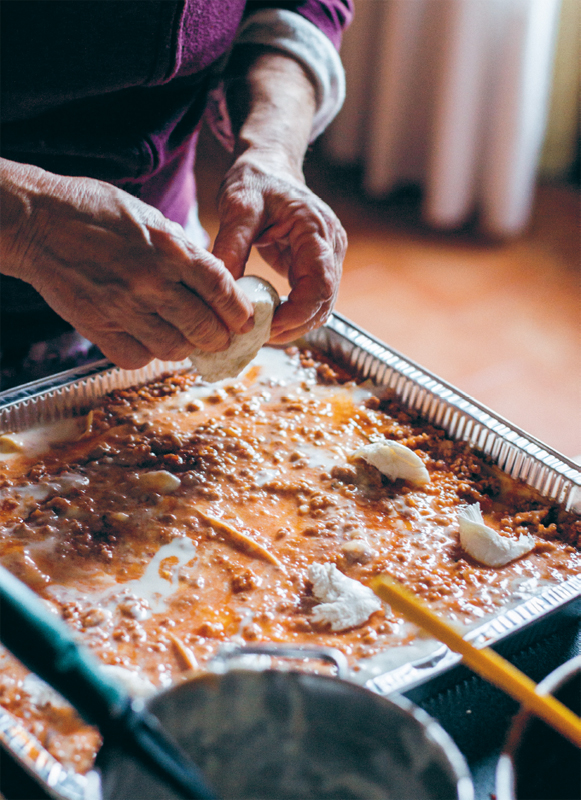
left=188, top=276, right=280, bottom=382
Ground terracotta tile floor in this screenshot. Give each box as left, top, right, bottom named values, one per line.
left=195, top=130, right=580, bottom=458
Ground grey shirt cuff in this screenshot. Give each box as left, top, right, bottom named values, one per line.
left=206, top=8, right=346, bottom=150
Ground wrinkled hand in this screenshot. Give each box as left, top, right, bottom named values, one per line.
left=212, top=157, right=347, bottom=343
left=4, top=167, right=254, bottom=369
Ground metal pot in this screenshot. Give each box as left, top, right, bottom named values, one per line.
left=496, top=654, right=581, bottom=800
left=96, top=646, right=474, bottom=800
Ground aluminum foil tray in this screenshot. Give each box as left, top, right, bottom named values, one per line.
left=0, top=313, right=579, bottom=800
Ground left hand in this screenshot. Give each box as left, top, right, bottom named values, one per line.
left=212, top=154, right=347, bottom=343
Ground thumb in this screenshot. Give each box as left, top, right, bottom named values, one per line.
left=212, top=201, right=263, bottom=279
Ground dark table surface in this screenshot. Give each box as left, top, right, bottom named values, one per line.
left=408, top=620, right=581, bottom=800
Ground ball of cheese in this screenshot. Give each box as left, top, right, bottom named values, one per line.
left=189, top=276, right=280, bottom=382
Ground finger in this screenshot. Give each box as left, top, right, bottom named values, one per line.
left=267, top=295, right=335, bottom=344
left=53, top=300, right=155, bottom=370
left=156, top=284, right=239, bottom=352
left=149, top=226, right=255, bottom=335
left=82, top=329, right=153, bottom=371
left=268, top=287, right=337, bottom=343
left=113, top=301, right=188, bottom=360
left=253, top=205, right=333, bottom=278
left=255, top=240, right=293, bottom=278
left=212, top=197, right=263, bottom=279
left=268, top=239, right=339, bottom=339
left=178, top=250, right=254, bottom=334
left=269, top=321, right=321, bottom=344
left=121, top=309, right=215, bottom=361
left=269, top=281, right=336, bottom=340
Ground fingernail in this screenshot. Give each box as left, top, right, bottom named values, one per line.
left=241, top=316, right=255, bottom=334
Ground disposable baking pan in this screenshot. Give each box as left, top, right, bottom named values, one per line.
left=0, top=313, right=579, bottom=799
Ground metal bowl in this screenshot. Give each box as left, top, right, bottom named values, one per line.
left=496, top=655, right=581, bottom=800
left=97, top=667, right=474, bottom=800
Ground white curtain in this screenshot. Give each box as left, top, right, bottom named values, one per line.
left=323, top=0, right=561, bottom=237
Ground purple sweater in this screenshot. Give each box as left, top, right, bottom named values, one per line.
left=1, top=0, right=352, bottom=229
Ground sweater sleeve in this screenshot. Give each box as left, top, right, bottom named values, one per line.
left=206, top=1, right=353, bottom=150
left=1, top=0, right=184, bottom=123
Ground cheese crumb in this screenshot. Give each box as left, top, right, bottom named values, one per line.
left=350, top=441, right=430, bottom=486
left=308, top=563, right=382, bottom=631
left=458, top=503, right=535, bottom=567
left=136, top=470, right=181, bottom=494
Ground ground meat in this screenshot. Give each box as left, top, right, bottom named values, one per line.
left=0, top=345, right=578, bottom=778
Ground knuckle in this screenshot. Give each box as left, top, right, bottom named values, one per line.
left=218, top=185, right=253, bottom=216
left=196, top=270, right=233, bottom=309
left=336, top=226, right=348, bottom=257
left=145, top=326, right=189, bottom=362
left=152, top=342, right=182, bottom=362
left=317, top=303, right=334, bottom=326
left=206, top=266, right=233, bottom=299
left=320, top=279, right=336, bottom=305
left=199, top=270, right=251, bottom=322
left=163, top=340, right=193, bottom=362
left=188, top=314, right=229, bottom=351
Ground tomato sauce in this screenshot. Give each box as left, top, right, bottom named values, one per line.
left=0, top=346, right=579, bottom=772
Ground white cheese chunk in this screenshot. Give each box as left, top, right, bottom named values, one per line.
left=458, top=503, right=535, bottom=567
left=188, top=276, right=279, bottom=382
left=308, top=562, right=382, bottom=631
left=136, top=470, right=181, bottom=494
left=100, top=665, right=157, bottom=698
left=350, top=440, right=430, bottom=486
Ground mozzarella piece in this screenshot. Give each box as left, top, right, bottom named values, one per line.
left=458, top=503, right=535, bottom=567
left=189, top=276, right=279, bottom=382
left=350, top=441, right=430, bottom=486
left=308, top=562, right=382, bottom=632
left=100, top=665, right=157, bottom=698
left=136, top=470, right=181, bottom=494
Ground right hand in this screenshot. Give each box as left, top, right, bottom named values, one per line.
left=0, top=160, right=254, bottom=369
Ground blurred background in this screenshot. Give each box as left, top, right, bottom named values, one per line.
left=195, top=0, right=580, bottom=458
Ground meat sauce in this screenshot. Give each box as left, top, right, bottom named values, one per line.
left=0, top=346, right=579, bottom=773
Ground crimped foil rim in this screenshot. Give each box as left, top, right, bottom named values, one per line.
left=1, top=314, right=579, bottom=497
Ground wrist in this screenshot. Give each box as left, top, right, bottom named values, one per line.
left=0, top=159, right=54, bottom=282
left=230, top=142, right=305, bottom=185
left=225, top=48, right=316, bottom=179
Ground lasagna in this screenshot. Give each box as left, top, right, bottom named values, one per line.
left=0, top=346, right=579, bottom=773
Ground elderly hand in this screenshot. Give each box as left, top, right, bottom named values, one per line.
left=212, top=47, right=347, bottom=343
left=0, top=159, right=254, bottom=369
left=213, top=155, right=347, bottom=343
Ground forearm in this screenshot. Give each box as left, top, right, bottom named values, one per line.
left=213, top=43, right=346, bottom=343
left=224, top=47, right=317, bottom=179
